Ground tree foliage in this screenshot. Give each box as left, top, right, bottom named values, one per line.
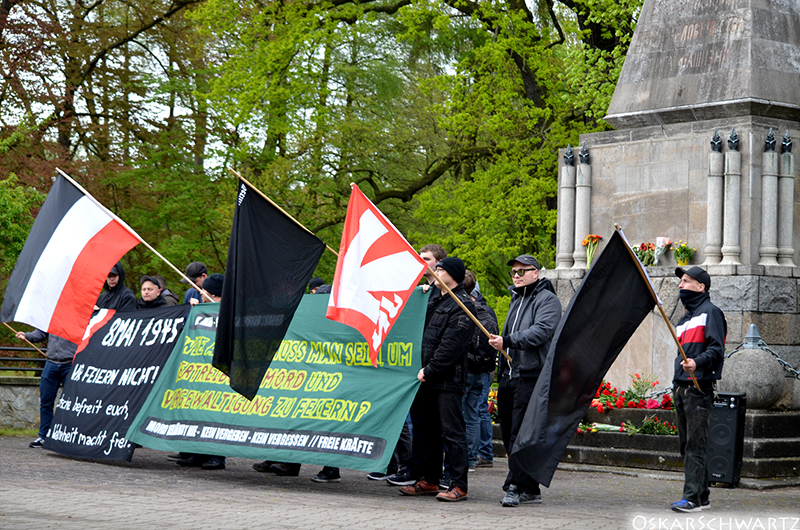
left=0, top=0, right=642, bottom=301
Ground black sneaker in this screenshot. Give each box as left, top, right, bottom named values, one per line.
left=367, top=472, right=388, bottom=481
left=439, top=477, right=451, bottom=490
left=501, top=485, right=520, bottom=507
left=202, top=457, right=226, bottom=470
left=311, top=467, right=341, bottom=483
left=671, top=500, right=701, bottom=513
left=386, top=470, right=416, bottom=486
left=253, top=460, right=275, bottom=472
left=519, top=492, right=542, bottom=504
left=29, top=437, right=45, bottom=448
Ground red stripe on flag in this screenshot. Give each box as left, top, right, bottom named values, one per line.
left=49, top=221, right=140, bottom=344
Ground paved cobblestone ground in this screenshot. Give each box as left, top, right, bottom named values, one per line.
left=1, top=435, right=797, bottom=529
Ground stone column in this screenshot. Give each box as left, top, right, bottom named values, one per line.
left=721, top=128, right=742, bottom=265
left=704, top=130, right=724, bottom=266
left=759, top=129, right=779, bottom=266
left=778, top=131, right=796, bottom=267
left=556, top=146, right=576, bottom=269
left=572, top=144, right=591, bottom=269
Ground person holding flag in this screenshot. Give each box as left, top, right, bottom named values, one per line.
left=399, top=257, right=475, bottom=502
left=489, top=254, right=561, bottom=507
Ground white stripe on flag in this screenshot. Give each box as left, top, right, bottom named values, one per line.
left=14, top=196, right=113, bottom=331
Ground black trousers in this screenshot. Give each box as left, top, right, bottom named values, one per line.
left=503, top=375, right=540, bottom=495
left=408, top=385, right=469, bottom=491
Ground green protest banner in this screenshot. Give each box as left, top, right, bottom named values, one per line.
left=127, top=291, right=425, bottom=471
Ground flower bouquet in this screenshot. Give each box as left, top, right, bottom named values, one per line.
left=582, top=234, right=603, bottom=268
left=673, top=240, right=695, bottom=266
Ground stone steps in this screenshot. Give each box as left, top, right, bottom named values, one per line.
left=490, top=409, right=800, bottom=478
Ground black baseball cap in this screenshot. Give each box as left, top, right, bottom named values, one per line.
left=675, top=266, right=711, bottom=292
left=507, top=254, right=541, bottom=269
left=180, top=262, right=208, bottom=284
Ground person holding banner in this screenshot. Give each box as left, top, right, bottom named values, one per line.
left=176, top=273, right=227, bottom=470
left=137, top=275, right=168, bottom=309
left=488, top=254, right=561, bottom=508
left=399, top=257, right=475, bottom=502
left=671, top=266, right=726, bottom=514
left=15, top=330, right=77, bottom=448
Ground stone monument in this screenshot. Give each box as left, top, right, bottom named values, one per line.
left=547, top=0, right=800, bottom=408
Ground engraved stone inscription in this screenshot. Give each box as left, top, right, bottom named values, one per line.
left=613, top=160, right=689, bottom=195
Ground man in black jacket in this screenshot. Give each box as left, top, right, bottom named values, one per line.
left=671, top=266, right=726, bottom=513
left=489, top=254, right=561, bottom=507
left=399, top=257, right=475, bottom=502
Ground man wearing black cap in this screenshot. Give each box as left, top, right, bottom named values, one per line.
left=399, top=256, right=475, bottom=502
left=181, top=261, right=208, bottom=304
left=489, top=254, right=561, bottom=507
left=671, top=266, right=726, bottom=514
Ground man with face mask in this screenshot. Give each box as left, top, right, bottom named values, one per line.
left=671, top=266, right=726, bottom=514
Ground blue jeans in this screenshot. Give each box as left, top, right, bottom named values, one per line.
left=39, top=361, right=72, bottom=438
left=674, top=385, right=714, bottom=505
left=463, top=372, right=493, bottom=466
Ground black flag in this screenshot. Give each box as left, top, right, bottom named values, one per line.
left=509, top=230, right=655, bottom=487
left=213, top=180, right=326, bottom=400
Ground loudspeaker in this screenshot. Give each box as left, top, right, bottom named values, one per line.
left=707, top=392, right=746, bottom=485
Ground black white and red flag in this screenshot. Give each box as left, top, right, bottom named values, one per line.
left=326, top=184, right=427, bottom=367
left=1, top=174, right=140, bottom=345
left=213, top=178, right=327, bottom=400
left=509, top=230, right=656, bottom=487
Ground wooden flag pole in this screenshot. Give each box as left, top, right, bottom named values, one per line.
left=54, top=168, right=213, bottom=302
left=614, top=224, right=701, bottom=391
left=427, top=267, right=512, bottom=364
left=4, top=322, right=47, bottom=357
left=228, top=169, right=339, bottom=258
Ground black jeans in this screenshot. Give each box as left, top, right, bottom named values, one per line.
left=408, top=385, right=469, bottom=491
left=497, top=374, right=514, bottom=454
left=674, top=385, right=714, bottom=505
left=503, top=375, right=540, bottom=495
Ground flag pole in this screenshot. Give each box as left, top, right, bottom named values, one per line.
left=3, top=322, right=47, bottom=357
left=614, top=224, right=701, bottom=391
left=54, top=168, right=213, bottom=302
left=427, top=267, right=512, bottom=363
left=228, top=169, right=339, bottom=258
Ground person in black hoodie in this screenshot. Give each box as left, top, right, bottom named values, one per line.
left=489, top=254, right=561, bottom=508
left=95, top=262, right=137, bottom=312
left=670, top=266, right=726, bottom=514
left=137, top=275, right=168, bottom=309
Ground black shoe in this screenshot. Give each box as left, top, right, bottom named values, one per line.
left=386, top=470, right=416, bottom=486
left=269, top=463, right=301, bottom=476
left=311, top=467, right=341, bottom=483
left=202, top=457, right=226, bottom=470
left=367, top=472, right=388, bottom=481
left=439, top=477, right=451, bottom=491
left=167, top=452, right=190, bottom=461
left=253, top=460, right=275, bottom=472
left=176, top=455, right=207, bottom=467
left=29, top=437, right=45, bottom=448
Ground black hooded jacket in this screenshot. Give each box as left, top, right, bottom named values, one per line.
left=498, top=277, right=562, bottom=379
left=96, top=262, right=137, bottom=312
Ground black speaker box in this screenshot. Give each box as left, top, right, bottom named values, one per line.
left=707, top=392, right=746, bottom=485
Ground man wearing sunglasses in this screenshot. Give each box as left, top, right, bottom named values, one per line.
left=488, top=254, right=561, bottom=507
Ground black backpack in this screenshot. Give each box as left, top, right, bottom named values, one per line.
left=467, top=302, right=499, bottom=373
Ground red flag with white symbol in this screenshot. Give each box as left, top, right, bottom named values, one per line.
left=326, top=185, right=427, bottom=367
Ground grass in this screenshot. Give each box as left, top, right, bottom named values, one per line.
left=0, top=427, right=38, bottom=437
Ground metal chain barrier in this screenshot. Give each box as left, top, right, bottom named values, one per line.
left=725, top=340, right=800, bottom=380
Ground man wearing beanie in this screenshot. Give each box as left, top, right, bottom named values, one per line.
left=671, top=266, right=726, bottom=513
left=399, top=256, right=475, bottom=502
left=488, top=254, right=561, bottom=507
